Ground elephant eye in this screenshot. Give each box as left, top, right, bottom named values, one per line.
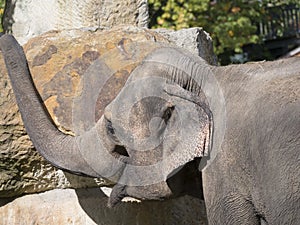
left=106, top=119, right=115, bottom=135
left=162, top=106, right=175, bottom=123
left=105, top=118, right=121, bottom=144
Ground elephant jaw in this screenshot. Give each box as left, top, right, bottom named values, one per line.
left=107, top=151, right=203, bottom=207
left=104, top=129, right=207, bottom=207
left=108, top=181, right=173, bottom=208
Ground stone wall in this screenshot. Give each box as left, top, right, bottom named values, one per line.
left=3, top=0, right=149, bottom=44
left=0, top=189, right=207, bottom=225
left=155, top=28, right=217, bottom=65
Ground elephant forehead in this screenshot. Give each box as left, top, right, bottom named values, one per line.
left=23, top=27, right=169, bottom=134
left=110, top=78, right=170, bottom=124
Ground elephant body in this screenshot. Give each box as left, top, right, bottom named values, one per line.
left=203, top=61, right=300, bottom=224
left=0, top=34, right=299, bottom=224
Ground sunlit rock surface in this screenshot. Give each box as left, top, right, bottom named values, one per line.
left=3, top=0, right=149, bottom=44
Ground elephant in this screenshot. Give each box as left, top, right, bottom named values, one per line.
left=102, top=46, right=300, bottom=225
left=0, top=34, right=299, bottom=225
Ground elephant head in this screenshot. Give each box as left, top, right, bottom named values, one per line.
left=104, top=47, right=226, bottom=206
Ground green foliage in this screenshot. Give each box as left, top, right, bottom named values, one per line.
left=149, top=0, right=300, bottom=64
left=0, top=0, right=5, bottom=32
left=149, top=0, right=210, bottom=30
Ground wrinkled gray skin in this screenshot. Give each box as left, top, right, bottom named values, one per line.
left=1, top=34, right=299, bottom=224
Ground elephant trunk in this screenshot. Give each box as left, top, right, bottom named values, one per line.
left=0, top=34, right=125, bottom=178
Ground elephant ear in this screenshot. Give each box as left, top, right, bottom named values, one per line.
left=162, top=83, right=212, bottom=178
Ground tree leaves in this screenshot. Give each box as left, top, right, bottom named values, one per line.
left=148, top=0, right=299, bottom=64
left=0, top=0, right=5, bottom=32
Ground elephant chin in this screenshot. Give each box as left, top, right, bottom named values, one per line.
left=108, top=182, right=173, bottom=208
left=107, top=159, right=203, bottom=207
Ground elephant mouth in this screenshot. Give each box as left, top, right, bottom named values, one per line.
left=107, top=158, right=203, bottom=208
left=112, top=145, right=130, bottom=157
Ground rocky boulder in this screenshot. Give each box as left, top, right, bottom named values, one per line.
left=0, top=26, right=169, bottom=198
left=0, top=189, right=207, bottom=225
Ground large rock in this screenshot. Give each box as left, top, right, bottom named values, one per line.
left=3, top=0, right=149, bottom=44
left=0, top=26, right=169, bottom=198
left=155, top=28, right=218, bottom=65
left=0, top=189, right=207, bottom=225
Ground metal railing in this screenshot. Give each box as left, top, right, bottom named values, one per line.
left=258, top=4, right=300, bottom=40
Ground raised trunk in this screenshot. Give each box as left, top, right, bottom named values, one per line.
left=0, top=34, right=124, bottom=178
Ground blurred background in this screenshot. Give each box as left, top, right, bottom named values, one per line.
left=0, top=0, right=299, bottom=65
left=0, top=1, right=4, bottom=33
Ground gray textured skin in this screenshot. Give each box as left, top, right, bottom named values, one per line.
left=203, top=61, right=300, bottom=225
left=1, top=34, right=299, bottom=224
